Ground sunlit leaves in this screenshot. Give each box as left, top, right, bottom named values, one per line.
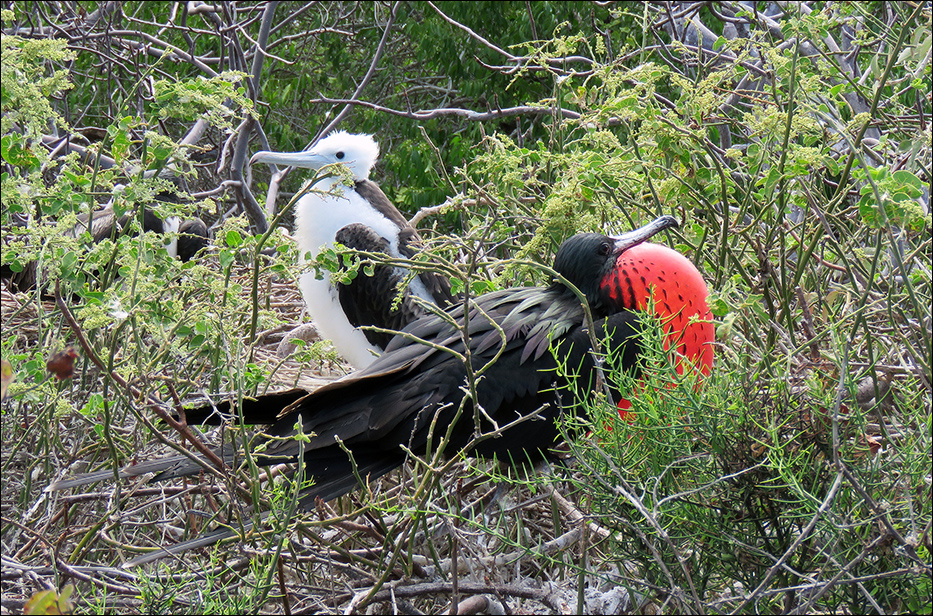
left=857, top=168, right=929, bottom=231
left=152, top=71, right=255, bottom=129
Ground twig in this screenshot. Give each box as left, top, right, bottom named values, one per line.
left=316, top=2, right=401, bottom=141
left=794, top=286, right=821, bottom=361
left=729, top=471, right=845, bottom=614
left=52, top=281, right=228, bottom=476
left=347, top=581, right=569, bottom=615
left=544, top=484, right=612, bottom=540
left=309, top=96, right=582, bottom=122
left=410, top=525, right=585, bottom=578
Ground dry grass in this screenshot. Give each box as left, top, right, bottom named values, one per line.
left=2, top=259, right=644, bottom=615
left=5, top=249, right=926, bottom=614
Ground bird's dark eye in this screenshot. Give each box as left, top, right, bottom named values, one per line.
left=598, top=242, right=611, bottom=256
left=336, top=151, right=345, bottom=160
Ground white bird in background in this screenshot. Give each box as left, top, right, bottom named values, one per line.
left=250, top=132, right=454, bottom=368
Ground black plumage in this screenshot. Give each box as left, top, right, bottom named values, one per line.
left=348, top=177, right=456, bottom=327
left=333, top=222, right=442, bottom=350
left=48, top=217, right=679, bottom=566
left=2, top=204, right=208, bottom=293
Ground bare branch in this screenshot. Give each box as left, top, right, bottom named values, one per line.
left=310, top=97, right=581, bottom=122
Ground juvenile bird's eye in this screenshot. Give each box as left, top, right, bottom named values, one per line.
left=336, top=151, right=345, bottom=159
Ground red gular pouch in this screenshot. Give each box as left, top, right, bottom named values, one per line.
left=600, top=242, right=715, bottom=420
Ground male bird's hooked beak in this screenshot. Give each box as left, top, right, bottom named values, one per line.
left=610, top=215, right=679, bottom=255
left=249, top=149, right=331, bottom=170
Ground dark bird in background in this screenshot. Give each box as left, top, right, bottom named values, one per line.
left=1, top=189, right=208, bottom=293
left=49, top=215, right=716, bottom=566
left=250, top=132, right=455, bottom=368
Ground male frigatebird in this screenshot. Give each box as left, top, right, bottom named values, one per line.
left=48, top=215, right=715, bottom=565
left=250, top=132, right=455, bottom=368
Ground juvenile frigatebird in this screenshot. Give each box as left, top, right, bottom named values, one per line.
left=250, top=132, right=455, bottom=368
left=48, top=215, right=715, bottom=565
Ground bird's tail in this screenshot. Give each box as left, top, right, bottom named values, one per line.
left=48, top=389, right=411, bottom=566
left=178, top=388, right=312, bottom=426
left=121, top=452, right=405, bottom=567
left=45, top=444, right=241, bottom=491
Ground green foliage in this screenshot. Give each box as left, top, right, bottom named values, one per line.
left=857, top=168, right=929, bottom=231
left=2, top=2, right=930, bottom=613
left=254, top=2, right=626, bottom=218
left=1, top=18, right=282, bottom=586
left=1, top=21, right=75, bottom=141
left=560, top=314, right=932, bottom=613
left=153, top=71, right=255, bottom=128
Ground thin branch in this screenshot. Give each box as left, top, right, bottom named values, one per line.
left=52, top=282, right=229, bottom=479
left=315, top=1, right=401, bottom=141
left=310, top=97, right=581, bottom=121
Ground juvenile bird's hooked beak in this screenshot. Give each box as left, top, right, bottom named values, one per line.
left=249, top=149, right=331, bottom=170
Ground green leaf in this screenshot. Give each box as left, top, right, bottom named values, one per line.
left=79, top=393, right=104, bottom=417
left=891, top=170, right=923, bottom=195
left=225, top=229, right=243, bottom=248
left=218, top=249, right=235, bottom=269
left=0, top=133, right=40, bottom=168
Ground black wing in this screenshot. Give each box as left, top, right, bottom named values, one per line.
left=177, top=217, right=209, bottom=261
left=49, top=288, right=644, bottom=502
left=48, top=301, right=643, bottom=566
left=334, top=223, right=428, bottom=349
left=354, top=179, right=456, bottom=307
